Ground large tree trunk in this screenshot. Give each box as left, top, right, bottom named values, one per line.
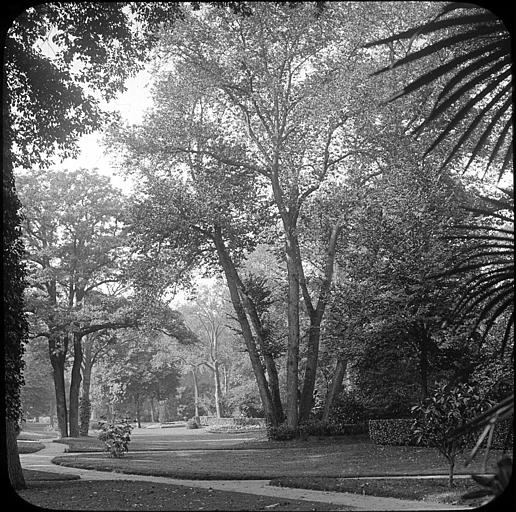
left=213, top=228, right=280, bottom=426
left=6, top=418, right=25, bottom=490
left=68, top=332, right=83, bottom=437
left=49, top=336, right=68, bottom=438
left=322, top=358, right=347, bottom=422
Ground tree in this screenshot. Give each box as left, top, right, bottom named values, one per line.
left=179, top=280, right=237, bottom=418
left=412, top=382, right=492, bottom=487
left=113, top=2, right=411, bottom=428
left=4, top=1, right=184, bottom=486
left=17, top=168, right=131, bottom=437
left=367, top=2, right=513, bottom=496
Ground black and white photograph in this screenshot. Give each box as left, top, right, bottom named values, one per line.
left=3, top=2, right=513, bottom=510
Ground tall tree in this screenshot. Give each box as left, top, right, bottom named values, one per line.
left=4, top=1, right=183, bottom=485
left=113, top=2, right=405, bottom=427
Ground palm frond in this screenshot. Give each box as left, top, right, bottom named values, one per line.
left=366, top=3, right=512, bottom=179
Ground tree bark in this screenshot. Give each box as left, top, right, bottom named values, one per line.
left=49, top=335, right=68, bottom=438
left=79, top=340, right=93, bottom=436
left=322, top=358, right=347, bottom=422
left=150, top=398, right=156, bottom=423
left=285, top=236, right=300, bottom=428
left=6, top=417, right=25, bottom=490
left=192, top=367, right=200, bottom=418
left=135, top=394, right=141, bottom=428
left=213, top=361, right=223, bottom=418
left=68, top=332, right=83, bottom=437
left=419, top=329, right=430, bottom=400
left=299, top=224, right=340, bottom=423
left=237, top=284, right=284, bottom=423
left=213, top=228, right=279, bottom=426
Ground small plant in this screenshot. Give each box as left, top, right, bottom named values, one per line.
left=411, top=382, right=492, bottom=487
left=186, top=418, right=199, bottom=429
left=98, top=419, right=133, bottom=457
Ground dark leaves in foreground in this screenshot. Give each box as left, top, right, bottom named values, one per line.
left=364, top=3, right=512, bottom=180
left=447, top=189, right=514, bottom=357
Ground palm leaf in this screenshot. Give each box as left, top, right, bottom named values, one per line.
left=366, top=3, right=512, bottom=179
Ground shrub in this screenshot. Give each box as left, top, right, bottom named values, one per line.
left=329, top=393, right=367, bottom=425
left=97, top=419, right=133, bottom=457
left=368, top=419, right=416, bottom=446
left=186, top=418, right=199, bottom=429
left=411, top=382, right=493, bottom=487
left=267, top=421, right=297, bottom=441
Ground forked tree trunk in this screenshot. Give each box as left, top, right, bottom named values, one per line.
left=213, top=228, right=280, bottom=427
left=6, top=418, right=25, bottom=490
left=299, top=225, right=340, bottom=423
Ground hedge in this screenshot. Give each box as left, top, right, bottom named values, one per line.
left=197, top=416, right=266, bottom=427
left=368, top=418, right=513, bottom=449
left=368, top=419, right=416, bottom=446
left=267, top=420, right=367, bottom=441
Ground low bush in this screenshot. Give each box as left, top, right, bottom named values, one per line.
left=97, top=419, right=132, bottom=457
left=186, top=418, right=199, bottom=429
left=368, top=419, right=416, bottom=446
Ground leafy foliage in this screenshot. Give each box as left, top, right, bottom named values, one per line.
left=448, top=189, right=514, bottom=356
left=98, top=419, right=133, bottom=457
left=411, top=382, right=492, bottom=486
left=365, top=3, right=512, bottom=180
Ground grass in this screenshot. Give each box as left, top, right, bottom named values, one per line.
left=23, top=469, right=80, bottom=481
left=17, top=441, right=46, bottom=454
left=270, top=476, right=492, bottom=507
left=16, top=480, right=350, bottom=511
left=52, top=442, right=505, bottom=480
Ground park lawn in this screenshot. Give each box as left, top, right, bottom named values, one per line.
left=270, top=476, right=491, bottom=507
left=17, top=440, right=46, bottom=454
left=16, top=480, right=349, bottom=511
left=54, top=430, right=263, bottom=452
left=52, top=443, right=504, bottom=480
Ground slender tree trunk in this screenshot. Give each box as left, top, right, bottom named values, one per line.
left=79, top=342, right=93, bottom=436
left=68, top=332, right=83, bottom=437
left=135, top=394, right=141, bottom=428
left=213, top=228, right=279, bottom=426
left=49, top=336, right=68, bottom=438
left=6, top=418, right=25, bottom=490
left=213, top=361, right=222, bottom=418
left=192, top=368, right=200, bottom=418
left=449, top=458, right=455, bottom=488
left=150, top=398, right=155, bottom=423
left=285, top=237, right=300, bottom=428
left=419, top=330, right=429, bottom=399
left=322, top=358, right=347, bottom=422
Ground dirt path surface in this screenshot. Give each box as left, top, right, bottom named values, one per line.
left=17, top=439, right=473, bottom=511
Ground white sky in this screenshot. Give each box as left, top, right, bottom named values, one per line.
left=59, top=69, right=154, bottom=193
